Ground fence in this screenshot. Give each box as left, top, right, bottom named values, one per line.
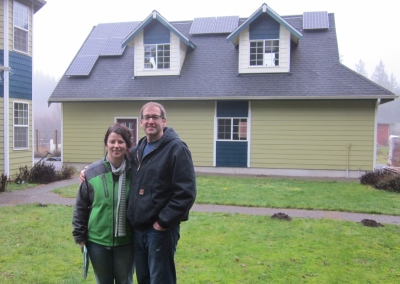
left=35, top=130, right=61, bottom=153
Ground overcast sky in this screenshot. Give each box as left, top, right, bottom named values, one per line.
left=33, top=0, right=399, bottom=82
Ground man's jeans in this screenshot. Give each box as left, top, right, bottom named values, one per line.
left=134, top=225, right=180, bottom=284
left=86, top=241, right=134, bottom=284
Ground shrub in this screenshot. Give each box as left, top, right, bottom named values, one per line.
left=0, top=174, right=8, bottom=192
left=360, top=169, right=400, bottom=192
left=15, top=166, right=30, bottom=184
left=55, top=163, right=76, bottom=181
left=375, top=175, right=400, bottom=192
left=12, top=162, right=76, bottom=185
left=28, top=162, right=56, bottom=184
left=360, top=169, right=392, bottom=186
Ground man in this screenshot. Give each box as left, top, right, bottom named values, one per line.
left=129, top=102, right=196, bottom=284
left=80, top=102, right=196, bottom=284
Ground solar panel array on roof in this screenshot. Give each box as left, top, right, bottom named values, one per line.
left=214, top=16, right=240, bottom=33
left=66, top=22, right=140, bottom=76
left=65, top=56, right=98, bottom=76
left=189, top=16, right=239, bottom=34
left=303, top=11, right=329, bottom=30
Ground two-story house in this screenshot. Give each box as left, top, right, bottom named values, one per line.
left=1, top=0, right=46, bottom=178
left=49, top=3, right=397, bottom=178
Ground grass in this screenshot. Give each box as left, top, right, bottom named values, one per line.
left=195, top=175, right=400, bottom=215
left=5, top=181, right=39, bottom=192
left=0, top=204, right=89, bottom=283
left=1, top=205, right=400, bottom=283
left=49, top=175, right=400, bottom=215
left=178, top=212, right=400, bottom=283
left=52, top=184, right=79, bottom=198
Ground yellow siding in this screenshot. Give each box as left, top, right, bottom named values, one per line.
left=0, top=98, right=4, bottom=173
left=8, top=99, right=33, bottom=177
left=0, top=4, right=4, bottom=49
left=160, top=101, right=214, bottom=166
left=250, top=100, right=376, bottom=171
left=63, top=100, right=377, bottom=173
left=63, top=102, right=142, bottom=163
left=63, top=101, right=215, bottom=167
left=134, top=31, right=180, bottom=77
left=239, top=25, right=290, bottom=74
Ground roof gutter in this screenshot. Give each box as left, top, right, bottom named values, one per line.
left=48, top=95, right=398, bottom=103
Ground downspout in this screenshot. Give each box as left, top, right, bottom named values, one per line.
left=346, top=143, right=351, bottom=178
left=3, top=0, right=10, bottom=177
left=373, top=99, right=381, bottom=171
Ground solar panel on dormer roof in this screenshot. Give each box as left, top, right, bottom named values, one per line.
left=66, top=22, right=140, bottom=76
left=303, top=11, right=329, bottom=30
left=190, top=16, right=239, bottom=34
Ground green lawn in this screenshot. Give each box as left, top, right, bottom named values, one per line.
left=52, top=174, right=400, bottom=215
left=2, top=174, right=400, bottom=283
left=194, top=175, right=400, bottom=215
left=0, top=204, right=399, bottom=283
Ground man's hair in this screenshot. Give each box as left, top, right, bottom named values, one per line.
left=140, top=102, right=167, bottom=118
left=104, top=123, right=133, bottom=149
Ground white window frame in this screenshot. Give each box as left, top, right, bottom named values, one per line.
left=13, top=101, right=29, bottom=150
left=144, top=43, right=170, bottom=69
left=217, top=118, right=248, bottom=141
left=249, top=39, right=280, bottom=67
left=13, top=1, right=29, bottom=54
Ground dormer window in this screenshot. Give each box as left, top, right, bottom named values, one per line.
left=250, top=40, right=279, bottom=66
left=248, top=13, right=280, bottom=67
left=144, top=44, right=170, bottom=69
left=143, top=20, right=171, bottom=70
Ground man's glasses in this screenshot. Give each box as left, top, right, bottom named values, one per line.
left=141, top=115, right=164, bottom=121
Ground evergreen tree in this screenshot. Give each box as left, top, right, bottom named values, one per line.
left=354, top=59, right=368, bottom=77
left=371, top=60, right=392, bottom=91
left=389, top=73, right=399, bottom=94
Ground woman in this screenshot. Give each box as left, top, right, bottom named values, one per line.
left=72, top=123, right=134, bottom=284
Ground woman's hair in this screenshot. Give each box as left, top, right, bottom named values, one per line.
left=140, top=102, right=167, bottom=118
left=104, top=123, right=133, bottom=149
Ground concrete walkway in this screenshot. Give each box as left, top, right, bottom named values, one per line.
left=1, top=178, right=400, bottom=226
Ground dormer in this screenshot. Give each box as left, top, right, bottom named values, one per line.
left=227, top=3, right=302, bottom=74
left=121, top=10, right=196, bottom=77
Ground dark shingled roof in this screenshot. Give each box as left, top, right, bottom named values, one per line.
left=49, top=13, right=396, bottom=103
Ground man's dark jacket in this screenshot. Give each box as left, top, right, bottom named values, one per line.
left=127, top=127, right=196, bottom=229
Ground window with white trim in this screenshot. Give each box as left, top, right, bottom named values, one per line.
left=144, top=44, right=170, bottom=69
left=217, top=118, right=247, bottom=140
left=14, top=102, right=29, bottom=149
left=13, top=1, right=29, bottom=53
left=250, top=40, right=279, bottom=66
